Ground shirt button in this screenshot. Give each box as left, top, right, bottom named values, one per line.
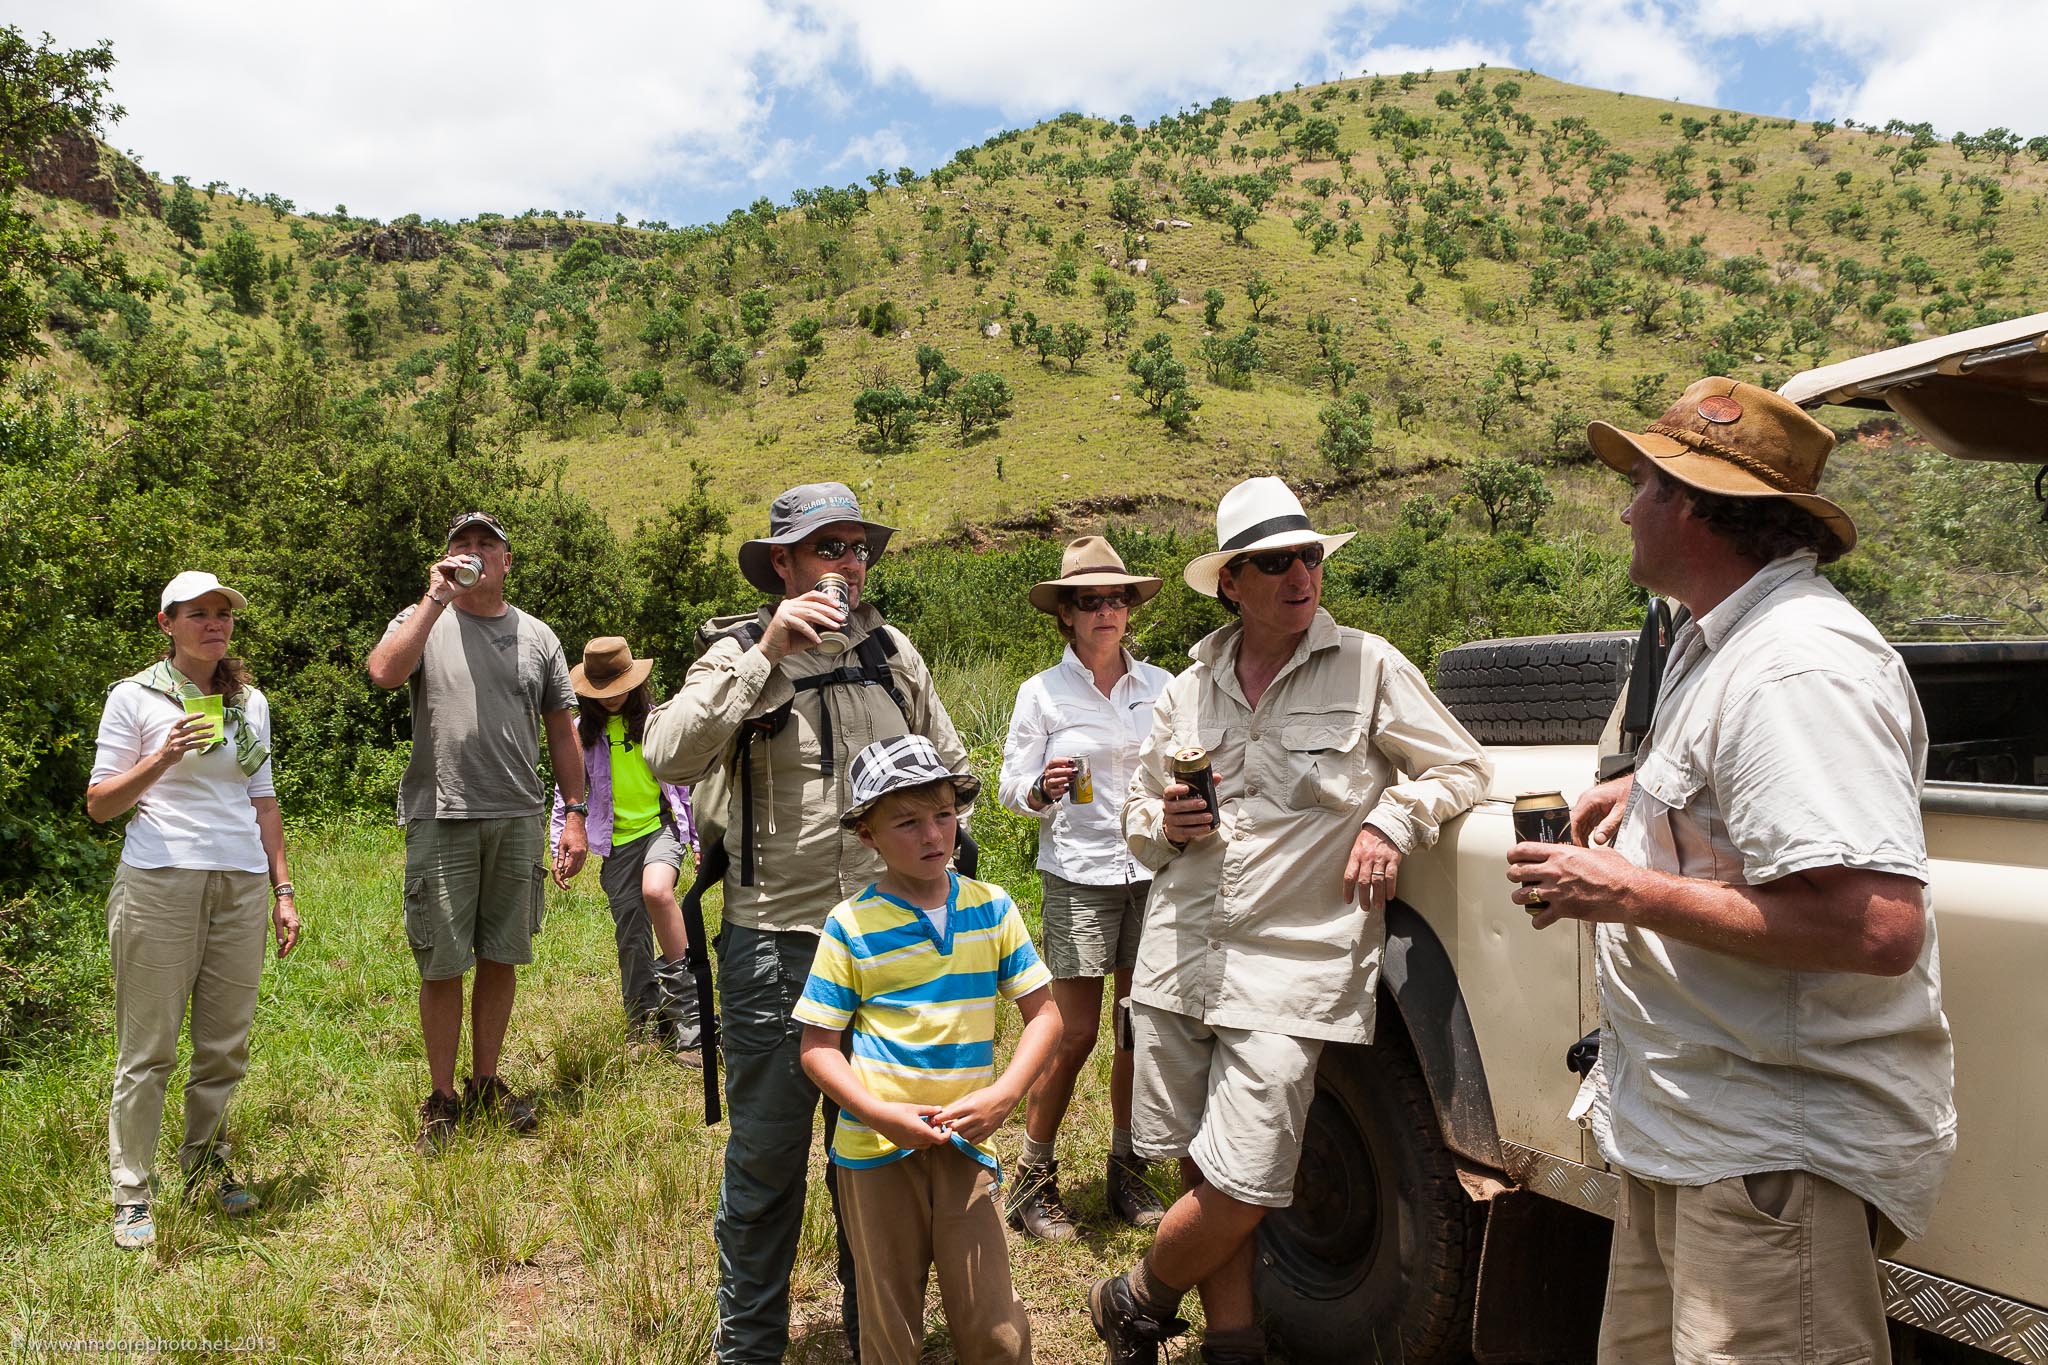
left=1246, top=783, right=1259, bottom=796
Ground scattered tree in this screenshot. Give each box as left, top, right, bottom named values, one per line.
left=1463, top=456, right=1554, bottom=533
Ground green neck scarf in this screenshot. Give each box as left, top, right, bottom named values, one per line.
left=123, top=659, right=270, bottom=778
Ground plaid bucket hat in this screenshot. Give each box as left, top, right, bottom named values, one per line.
left=839, top=734, right=981, bottom=829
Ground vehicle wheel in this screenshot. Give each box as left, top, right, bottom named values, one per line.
left=1433, top=632, right=1636, bottom=745
left=1256, top=1031, right=1484, bottom=1365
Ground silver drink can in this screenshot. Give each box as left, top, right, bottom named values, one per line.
left=452, top=554, right=483, bottom=587
left=815, top=572, right=851, bottom=656
left=1069, top=756, right=1094, bottom=804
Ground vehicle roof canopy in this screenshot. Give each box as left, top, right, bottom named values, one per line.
left=1780, top=312, right=2048, bottom=463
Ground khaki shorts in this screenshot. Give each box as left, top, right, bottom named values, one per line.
left=1129, top=1001, right=1324, bottom=1208
left=1599, top=1169, right=1892, bottom=1365
left=1039, top=872, right=1149, bottom=979
left=402, top=816, right=546, bottom=980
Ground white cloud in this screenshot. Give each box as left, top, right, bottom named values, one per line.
left=805, top=0, right=1406, bottom=117
left=1522, top=0, right=1723, bottom=106
left=17, top=0, right=835, bottom=220
left=1343, top=40, right=1517, bottom=78
left=832, top=127, right=916, bottom=174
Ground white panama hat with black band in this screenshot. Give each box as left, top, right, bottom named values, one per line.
left=1182, top=476, right=1356, bottom=597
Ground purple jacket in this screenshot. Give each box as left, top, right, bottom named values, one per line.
left=551, top=728, right=697, bottom=861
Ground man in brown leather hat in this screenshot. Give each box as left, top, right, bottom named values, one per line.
left=1508, top=379, right=1955, bottom=1365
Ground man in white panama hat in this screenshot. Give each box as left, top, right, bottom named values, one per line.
left=1091, top=476, right=1490, bottom=1365
left=1508, top=379, right=1954, bottom=1365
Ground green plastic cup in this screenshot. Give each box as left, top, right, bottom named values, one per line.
left=182, top=691, right=225, bottom=747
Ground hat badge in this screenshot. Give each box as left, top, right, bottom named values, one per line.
left=1696, top=395, right=1743, bottom=425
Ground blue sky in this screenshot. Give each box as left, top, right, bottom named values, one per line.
left=21, top=1, right=2047, bottom=228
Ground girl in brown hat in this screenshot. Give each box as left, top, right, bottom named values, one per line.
left=997, top=536, right=1174, bottom=1239
left=549, top=637, right=703, bottom=1061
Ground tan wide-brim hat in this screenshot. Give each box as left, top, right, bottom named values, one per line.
left=1183, top=476, right=1356, bottom=598
left=1588, top=376, right=1857, bottom=554
left=571, top=636, right=654, bottom=700
left=1028, top=535, right=1163, bottom=615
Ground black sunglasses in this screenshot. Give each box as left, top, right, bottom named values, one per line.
left=1230, top=543, right=1326, bottom=576
left=808, top=538, right=872, bottom=564
left=1073, top=592, right=1134, bottom=613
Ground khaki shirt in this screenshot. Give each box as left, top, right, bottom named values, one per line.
left=642, top=602, right=967, bottom=935
left=1593, top=553, right=1956, bottom=1239
left=1123, top=610, right=1490, bottom=1043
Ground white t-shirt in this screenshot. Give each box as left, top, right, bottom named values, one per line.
left=91, top=679, right=275, bottom=873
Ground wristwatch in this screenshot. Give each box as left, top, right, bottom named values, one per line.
left=563, top=802, right=589, bottom=817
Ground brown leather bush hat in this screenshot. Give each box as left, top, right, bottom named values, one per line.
left=570, top=637, right=654, bottom=700
left=1589, top=377, right=1856, bottom=553
left=1028, top=536, right=1163, bottom=615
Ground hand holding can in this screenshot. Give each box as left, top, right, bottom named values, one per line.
left=1511, top=791, right=1571, bottom=912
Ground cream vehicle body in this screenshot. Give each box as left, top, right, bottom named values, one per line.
left=1258, top=314, right=2048, bottom=1365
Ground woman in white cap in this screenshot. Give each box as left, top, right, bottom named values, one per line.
left=549, top=637, right=702, bottom=1063
left=998, top=535, right=1174, bottom=1240
left=85, top=571, right=300, bottom=1251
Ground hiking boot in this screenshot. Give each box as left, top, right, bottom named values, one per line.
left=1006, top=1159, right=1078, bottom=1242
left=112, top=1202, right=155, bottom=1251
left=1088, top=1273, right=1188, bottom=1365
left=416, top=1088, right=461, bottom=1154
left=463, top=1074, right=539, bottom=1135
left=1107, top=1153, right=1167, bottom=1229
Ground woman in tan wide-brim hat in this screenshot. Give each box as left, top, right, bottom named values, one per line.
left=550, top=637, right=705, bottom=1061
left=997, top=537, right=1175, bottom=1239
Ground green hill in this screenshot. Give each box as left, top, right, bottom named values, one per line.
left=27, top=67, right=2048, bottom=554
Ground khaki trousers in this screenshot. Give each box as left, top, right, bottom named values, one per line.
left=838, top=1146, right=1031, bottom=1365
left=1599, top=1169, right=1892, bottom=1365
left=107, top=863, right=268, bottom=1206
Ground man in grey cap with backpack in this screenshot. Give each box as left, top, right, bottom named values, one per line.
left=643, top=481, right=969, bottom=1365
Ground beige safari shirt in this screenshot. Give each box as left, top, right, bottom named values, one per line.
left=1593, top=553, right=1956, bottom=1239
left=1123, top=610, right=1490, bottom=1043
left=642, top=602, right=967, bottom=935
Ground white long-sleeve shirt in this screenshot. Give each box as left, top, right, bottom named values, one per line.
left=999, top=646, right=1172, bottom=887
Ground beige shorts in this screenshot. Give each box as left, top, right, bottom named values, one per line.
left=1128, top=1001, right=1324, bottom=1208
left=1039, top=872, right=1149, bottom=979
left=1599, top=1169, right=1892, bottom=1365
left=402, top=816, right=547, bottom=980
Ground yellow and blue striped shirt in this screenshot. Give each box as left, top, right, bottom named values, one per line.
left=795, top=872, right=1051, bottom=1172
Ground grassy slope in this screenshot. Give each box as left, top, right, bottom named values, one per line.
left=26, top=70, right=2048, bottom=570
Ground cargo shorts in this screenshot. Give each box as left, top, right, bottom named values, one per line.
left=402, top=815, right=547, bottom=980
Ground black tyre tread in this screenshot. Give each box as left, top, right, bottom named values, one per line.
left=1434, top=631, right=1635, bottom=745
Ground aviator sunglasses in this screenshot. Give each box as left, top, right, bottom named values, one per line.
left=1229, top=543, right=1326, bottom=576
left=1073, top=591, right=1134, bottom=613
left=807, top=538, right=873, bottom=563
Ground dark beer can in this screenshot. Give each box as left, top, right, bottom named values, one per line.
left=1171, top=747, right=1219, bottom=829
left=1512, top=790, right=1571, bottom=911
left=814, top=572, right=851, bottom=656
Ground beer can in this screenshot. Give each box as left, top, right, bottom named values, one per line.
left=1512, top=790, right=1571, bottom=911
left=1068, top=756, right=1094, bottom=804
left=452, top=554, right=483, bottom=587
left=814, top=571, right=851, bottom=656
left=1171, top=747, right=1219, bottom=829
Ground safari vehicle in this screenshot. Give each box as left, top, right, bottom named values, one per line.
left=1257, top=315, right=2048, bottom=1364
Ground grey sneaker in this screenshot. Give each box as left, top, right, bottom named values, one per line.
left=1006, top=1159, right=1078, bottom=1242
left=463, top=1074, right=539, bottom=1135
left=1088, top=1273, right=1188, bottom=1365
left=1107, top=1153, right=1167, bottom=1229
left=188, top=1162, right=259, bottom=1216
left=112, top=1202, right=155, bottom=1250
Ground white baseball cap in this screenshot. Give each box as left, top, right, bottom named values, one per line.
left=160, top=571, right=249, bottom=612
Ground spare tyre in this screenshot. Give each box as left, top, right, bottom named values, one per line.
left=1434, top=631, right=1635, bottom=745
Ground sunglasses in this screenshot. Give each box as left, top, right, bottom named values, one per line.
left=1229, top=543, right=1326, bottom=576
left=808, top=538, right=872, bottom=564
left=1073, top=592, right=1134, bottom=613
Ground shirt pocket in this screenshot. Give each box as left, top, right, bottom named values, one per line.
left=1627, top=751, right=1706, bottom=867
left=1281, top=716, right=1367, bottom=813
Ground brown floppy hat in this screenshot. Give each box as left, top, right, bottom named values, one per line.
left=570, top=637, right=654, bottom=700
left=1589, top=377, right=1856, bottom=554
left=1028, top=536, right=1163, bottom=615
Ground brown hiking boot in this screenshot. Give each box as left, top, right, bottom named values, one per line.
left=416, top=1089, right=460, bottom=1155
left=462, top=1075, right=538, bottom=1135
left=1107, top=1153, right=1167, bottom=1228
left=1088, top=1273, right=1188, bottom=1365
left=1006, top=1159, right=1078, bottom=1241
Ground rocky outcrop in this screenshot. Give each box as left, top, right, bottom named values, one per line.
left=336, top=220, right=449, bottom=261
left=25, top=127, right=160, bottom=218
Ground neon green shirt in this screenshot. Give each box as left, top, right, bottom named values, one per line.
left=608, top=715, right=662, bottom=844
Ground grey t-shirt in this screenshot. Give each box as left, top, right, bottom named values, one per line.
left=385, top=602, right=577, bottom=820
